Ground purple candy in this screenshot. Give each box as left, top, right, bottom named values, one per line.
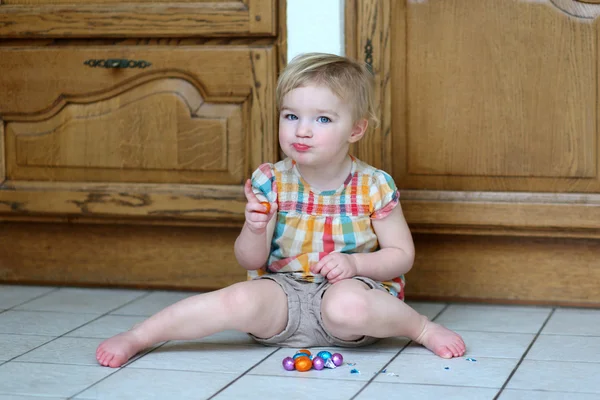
left=312, top=356, right=325, bottom=370
left=331, top=353, right=344, bottom=366
left=282, top=356, right=295, bottom=371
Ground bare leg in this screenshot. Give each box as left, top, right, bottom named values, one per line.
left=96, top=279, right=288, bottom=368
left=321, top=280, right=466, bottom=359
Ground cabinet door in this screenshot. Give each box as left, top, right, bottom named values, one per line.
left=0, top=45, right=277, bottom=223
left=0, top=0, right=276, bottom=38
left=349, top=0, right=600, bottom=237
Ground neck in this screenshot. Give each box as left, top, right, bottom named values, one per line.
left=296, top=154, right=352, bottom=191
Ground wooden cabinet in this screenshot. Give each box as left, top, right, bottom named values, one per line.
left=0, top=1, right=284, bottom=289
left=346, top=0, right=600, bottom=306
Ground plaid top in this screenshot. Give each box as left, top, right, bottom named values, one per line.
left=248, top=156, right=405, bottom=300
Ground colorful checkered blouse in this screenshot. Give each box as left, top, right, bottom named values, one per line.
left=249, top=156, right=405, bottom=300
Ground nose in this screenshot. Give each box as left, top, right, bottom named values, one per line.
left=296, top=120, right=312, bottom=138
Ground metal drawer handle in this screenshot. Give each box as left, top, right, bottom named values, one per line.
left=83, top=59, right=152, bottom=69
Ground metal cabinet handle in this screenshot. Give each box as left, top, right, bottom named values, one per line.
left=83, top=59, right=152, bottom=69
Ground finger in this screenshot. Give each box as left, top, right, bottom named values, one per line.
left=311, top=258, right=325, bottom=274
left=267, top=201, right=278, bottom=217
left=326, top=267, right=342, bottom=281
left=244, top=179, right=261, bottom=204
left=319, top=260, right=336, bottom=277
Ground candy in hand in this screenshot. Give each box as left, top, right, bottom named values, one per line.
left=257, top=201, right=271, bottom=214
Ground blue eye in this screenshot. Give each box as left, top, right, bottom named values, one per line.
left=284, top=114, right=298, bottom=120
left=317, top=116, right=331, bottom=123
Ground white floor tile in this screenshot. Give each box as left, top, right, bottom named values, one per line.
left=128, top=341, right=276, bottom=374
left=500, top=389, right=600, bottom=399
left=527, top=335, right=600, bottom=363
left=14, top=337, right=102, bottom=366
left=403, top=331, right=534, bottom=359
left=0, top=311, right=98, bottom=336
left=66, top=315, right=146, bottom=339
left=110, top=291, right=203, bottom=316
left=435, top=305, right=551, bottom=333
left=213, top=374, right=366, bottom=399
left=74, top=368, right=236, bottom=400
left=0, top=362, right=112, bottom=397
left=350, top=337, right=410, bottom=352
left=0, top=285, right=56, bottom=309
left=0, top=396, right=67, bottom=400
left=249, top=349, right=397, bottom=381
left=356, top=382, right=499, bottom=400
left=376, top=353, right=519, bottom=388
left=15, top=288, right=147, bottom=314
left=0, top=334, right=55, bottom=361
left=507, top=360, right=600, bottom=393
left=406, top=301, right=447, bottom=320
left=542, top=308, right=600, bottom=336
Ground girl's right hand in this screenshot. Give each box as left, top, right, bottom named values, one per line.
left=244, top=179, right=277, bottom=233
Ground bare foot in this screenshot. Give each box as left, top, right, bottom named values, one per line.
left=96, top=331, right=146, bottom=368
left=415, top=319, right=466, bottom=359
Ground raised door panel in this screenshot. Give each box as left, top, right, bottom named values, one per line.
left=396, top=0, right=598, bottom=192
left=0, top=0, right=276, bottom=38
left=0, top=45, right=277, bottom=223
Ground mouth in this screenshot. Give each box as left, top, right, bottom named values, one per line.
left=292, top=143, right=310, bottom=152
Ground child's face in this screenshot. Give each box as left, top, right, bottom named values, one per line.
left=279, top=84, right=363, bottom=167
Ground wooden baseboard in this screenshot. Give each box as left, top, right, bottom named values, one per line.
left=1, top=222, right=599, bottom=307
left=406, top=233, right=600, bottom=307
left=0, top=221, right=246, bottom=291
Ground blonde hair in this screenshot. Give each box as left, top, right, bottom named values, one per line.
left=276, top=53, right=378, bottom=127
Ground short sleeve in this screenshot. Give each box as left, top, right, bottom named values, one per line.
left=370, top=170, right=400, bottom=219
left=251, top=163, right=277, bottom=203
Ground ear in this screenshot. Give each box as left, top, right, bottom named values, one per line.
left=348, top=118, right=368, bottom=143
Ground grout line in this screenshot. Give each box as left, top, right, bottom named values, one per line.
left=349, top=303, right=452, bottom=400
left=4, top=286, right=60, bottom=311
left=0, top=289, right=151, bottom=399
left=205, top=347, right=283, bottom=399
left=493, top=307, right=556, bottom=400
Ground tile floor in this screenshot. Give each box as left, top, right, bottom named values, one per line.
left=1, top=285, right=599, bottom=399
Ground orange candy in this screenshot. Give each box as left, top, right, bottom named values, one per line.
left=298, top=349, right=311, bottom=356
left=258, top=201, right=271, bottom=214
left=294, top=356, right=312, bottom=372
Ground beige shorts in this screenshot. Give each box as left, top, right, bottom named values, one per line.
left=249, top=273, right=388, bottom=348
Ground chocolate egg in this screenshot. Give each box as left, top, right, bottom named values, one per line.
left=293, top=352, right=308, bottom=360
left=297, top=349, right=311, bottom=356
left=316, top=351, right=332, bottom=360
left=282, top=356, right=295, bottom=371
left=331, top=353, right=344, bottom=366
left=312, top=356, right=325, bottom=370
left=294, top=355, right=312, bottom=372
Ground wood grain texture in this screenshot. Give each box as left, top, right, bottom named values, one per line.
left=0, top=46, right=278, bottom=221
left=346, top=0, right=393, bottom=173
left=0, top=181, right=246, bottom=222
left=0, top=1, right=277, bottom=38
left=398, top=0, right=597, bottom=191
left=5, top=79, right=245, bottom=185
left=0, top=121, right=4, bottom=184
left=407, top=233, right=600, bottom=306
left=0, top=47, right=257, bottom=116
left=0, top=222, right=246, bottom=290
left=402, top=190, right=600, bottom=237
left=2, top=222, right=599, bottom=306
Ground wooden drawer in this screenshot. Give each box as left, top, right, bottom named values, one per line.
left=0, top=0, right=276, bottom=38
left=0, top=44, right=277, bottom=223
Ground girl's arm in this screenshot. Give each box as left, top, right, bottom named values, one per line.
left=352, top=205, right=415, bottom=281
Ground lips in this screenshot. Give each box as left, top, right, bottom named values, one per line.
left=293, top=143, right=310, bottom=152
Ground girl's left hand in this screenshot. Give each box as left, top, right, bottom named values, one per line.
left=311, top=253, right=358, bottom=284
